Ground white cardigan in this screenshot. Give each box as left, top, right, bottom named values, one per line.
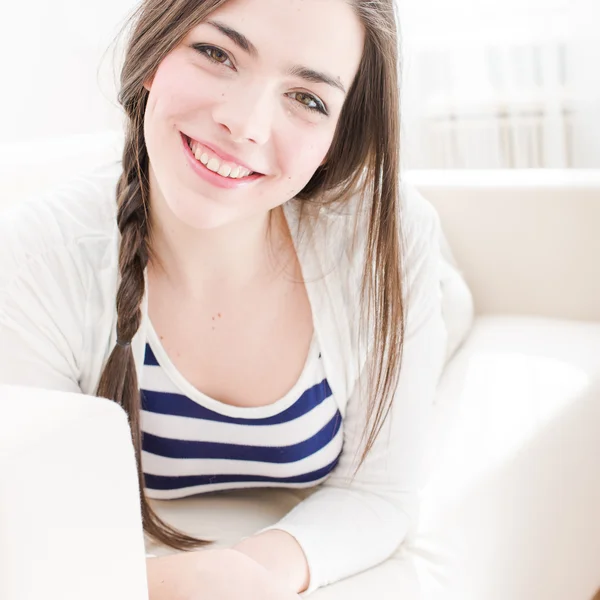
left=0, top=161, right=449, bottom=594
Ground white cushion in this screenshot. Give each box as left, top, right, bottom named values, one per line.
left=413, top=315, right=600, bottom=599
left=426, top=315, right=600, bottom=482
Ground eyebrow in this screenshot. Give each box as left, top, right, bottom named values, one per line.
left=206, top=19, right=347, bottom=95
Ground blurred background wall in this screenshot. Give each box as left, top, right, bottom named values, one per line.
left=0, top=0, right=598, bottom=169
left=398, top=0, right=600, bottom=168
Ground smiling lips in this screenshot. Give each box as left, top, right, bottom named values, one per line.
left=185, top=137, right=256, bottom=179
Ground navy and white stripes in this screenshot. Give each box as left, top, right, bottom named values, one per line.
left=140, top=326, right=344, bottom=499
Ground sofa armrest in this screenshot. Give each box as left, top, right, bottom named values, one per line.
left=406, top=169, right=600, bottom=322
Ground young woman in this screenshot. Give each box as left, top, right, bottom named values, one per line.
left=0, top=0, right=451, bottom=597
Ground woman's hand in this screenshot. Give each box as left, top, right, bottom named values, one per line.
left=146, top=547, right=302, bottom=600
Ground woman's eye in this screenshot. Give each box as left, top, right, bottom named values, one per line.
left=288, top=91, right=328, bottom=115
left=193, top=44, right=234, bottom=69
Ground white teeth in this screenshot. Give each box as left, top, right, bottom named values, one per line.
left=206, top=158, right=220, bottom=172
left=218, top=164, right=232, bottom=177
left=187, top=137, right=255, bottom=178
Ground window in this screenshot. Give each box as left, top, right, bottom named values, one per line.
left=398, top=0, right=600, bottom=168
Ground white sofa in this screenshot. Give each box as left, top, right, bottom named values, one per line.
left=1, top=134, right=599, bottom=600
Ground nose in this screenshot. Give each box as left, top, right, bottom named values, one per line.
left=212, top=81, right=274, bottom=146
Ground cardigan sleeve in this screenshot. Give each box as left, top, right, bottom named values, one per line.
left=0, top=202, right=87, bottom=393
left=257, top=184, right=448, bottom=594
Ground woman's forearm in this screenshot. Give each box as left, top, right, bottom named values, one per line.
left=232, top=529, right=310, bottom=594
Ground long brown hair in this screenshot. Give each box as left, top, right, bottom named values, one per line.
left=97, top=0, right=405, bottom=551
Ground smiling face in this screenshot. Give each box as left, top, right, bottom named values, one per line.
left=142, top=0, right=365, bottom=230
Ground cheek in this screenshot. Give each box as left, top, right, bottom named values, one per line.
left=146, top=55, right=216, bottom=124
left=277, top=130, right=332, bottom=183
left=267, top=134, right=331, bottom=201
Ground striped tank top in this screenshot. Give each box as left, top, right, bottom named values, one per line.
left=140, top=322, right=344, bottom=499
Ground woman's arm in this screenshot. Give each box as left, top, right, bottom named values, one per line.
left=146, top=548, right=302, bottom=600
left=0, top=191, right=88, bottom=392
left=0, top=240, right=85, bottom=392
left=0, top=173, right=119, bottom=392
left=232, top=529, right=310, bottom=593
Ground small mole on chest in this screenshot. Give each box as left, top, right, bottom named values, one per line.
left=211, top=313, right=223, bottom=331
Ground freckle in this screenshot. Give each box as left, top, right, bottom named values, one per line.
left=212, top=316, right=215, bottom=320
left=218, top=313, right=222, bottom=318
left=212, top=326, right=215, bottom=330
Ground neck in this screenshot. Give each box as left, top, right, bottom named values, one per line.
left=146, top=179, right=290, bottom=298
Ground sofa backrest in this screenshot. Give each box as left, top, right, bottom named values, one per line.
left=406, top=170, right=600, bottom=322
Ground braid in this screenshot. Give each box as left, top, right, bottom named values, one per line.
left=96, top=105, right=211, bottom=551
